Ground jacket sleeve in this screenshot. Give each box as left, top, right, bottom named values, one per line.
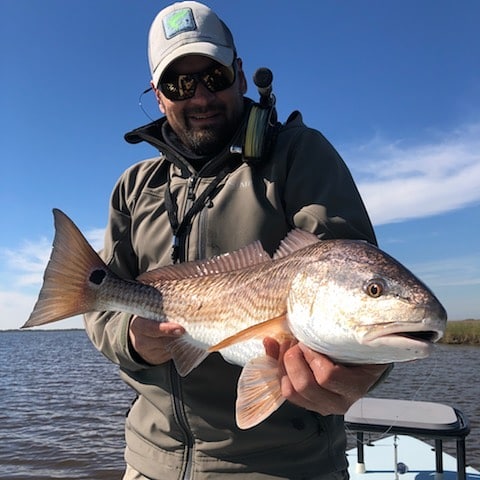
left=83, top=172, right=149, bottom=372
left=281, top=120, right=377, bottom=245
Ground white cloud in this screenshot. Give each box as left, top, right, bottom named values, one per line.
left=2, top=238, right=51, bottom=288
left=0, top=290, right=37, bottom=329
left=346, top=122, right=480, bottom=225
left=87, top=228, right=106, bottom=251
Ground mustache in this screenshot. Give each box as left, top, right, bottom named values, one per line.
left=185, top=104, right=226, bottom=116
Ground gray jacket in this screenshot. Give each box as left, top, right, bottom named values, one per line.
left=84, top=104, right=376, bottom=479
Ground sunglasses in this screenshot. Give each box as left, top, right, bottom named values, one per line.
left=159, top=63, right=236, bottom=101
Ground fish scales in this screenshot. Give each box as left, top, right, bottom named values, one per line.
left=149, top=255, right=304, bottom=344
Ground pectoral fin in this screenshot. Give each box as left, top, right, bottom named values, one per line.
left=236, top=355, right=285, bottom=429
left=208, top=314, right=291, bottom=353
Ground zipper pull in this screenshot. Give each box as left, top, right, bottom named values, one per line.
left=187, top=175, right=197, bottom=200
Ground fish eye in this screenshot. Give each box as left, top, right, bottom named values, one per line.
left=364, top=279, right=385, bottom=298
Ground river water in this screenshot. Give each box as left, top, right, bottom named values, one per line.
left=0, top=330, right=478, bottom=479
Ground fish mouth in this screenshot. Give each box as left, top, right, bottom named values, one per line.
left=395, top=330, right=441, bottom=343
left=362, top=322, right=444, bottom=347
left=359, top=323, right=444, bottom=361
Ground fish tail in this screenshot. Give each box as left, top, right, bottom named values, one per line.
left=22, top=209, right=110, bottom=328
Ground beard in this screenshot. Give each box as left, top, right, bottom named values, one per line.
left=180, top=126, right=226, bottom=156
left=174, top=103, right=243, bottom=156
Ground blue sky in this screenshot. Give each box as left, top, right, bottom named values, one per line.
left=1, top=0, right=479, bottom=330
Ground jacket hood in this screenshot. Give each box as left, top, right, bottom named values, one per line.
left=124, top=117, right=166, bottom=146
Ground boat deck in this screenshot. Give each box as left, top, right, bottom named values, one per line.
left=345, top=397, right=479, bottom=479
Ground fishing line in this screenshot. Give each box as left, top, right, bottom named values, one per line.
left=409, top=349, right=440, bottom=402
left=138, top=86, right=155, bottom=121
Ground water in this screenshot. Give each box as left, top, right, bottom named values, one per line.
left=0, top=330, right=478, bottom=479
left=0, top=330, right=130, bottom=480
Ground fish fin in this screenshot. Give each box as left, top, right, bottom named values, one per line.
left=273, top=229, right=319, bottom=260
left=22, top=209, right=109, bottom=328
left=167, top=335, right=210, bottom=377
left=208, top=314, right=292, bottom=353
left=236, top=356, right=285, bottom=429
left=138, top=241, right=271, bottom=285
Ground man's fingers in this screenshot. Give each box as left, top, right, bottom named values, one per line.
left=130, top=316, right=185, bottom=338
left=263, top=340, right=391, bottom=416
left=263, top=337, right=280, bottom=359
left=298, top=344, right=388, bottom=397
left=282, top=345, right=321, bottom=399
left=128, top=317, right=185, bottom=365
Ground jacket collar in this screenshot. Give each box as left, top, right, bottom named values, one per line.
left=124, top=98, right=254, bottom=173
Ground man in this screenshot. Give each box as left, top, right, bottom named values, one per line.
left=84, top=2, right=389, bottom=479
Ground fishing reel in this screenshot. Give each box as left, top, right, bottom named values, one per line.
left=235, top=67, right=280, bottom=163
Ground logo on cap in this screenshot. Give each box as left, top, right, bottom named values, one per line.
left=163, top=8, right=197, bottom=39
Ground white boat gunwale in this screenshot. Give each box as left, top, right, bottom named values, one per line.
left=345, top=397, right=473, bottom=480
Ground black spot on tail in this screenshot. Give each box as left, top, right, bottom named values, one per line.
left=89, top=269, right=107, bottom=285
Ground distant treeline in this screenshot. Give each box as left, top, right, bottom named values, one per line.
left=440, top=319, right=480, bottom=345
left=5, top=322, right=480, bottom=345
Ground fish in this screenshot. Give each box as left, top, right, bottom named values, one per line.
left=23, top=209, right=447, bottom=429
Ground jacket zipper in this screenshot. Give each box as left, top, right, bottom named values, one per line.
left=170, top=363, right=194, bottom=480
left=169, top=174, right=198, bottom=479
left=180, top=174, right=198, bottom=262
left=196, top=205, right=209, bottom=259
left=186, top=173, right=216, bottom=259
left=168, top=158, right=238, bottom=477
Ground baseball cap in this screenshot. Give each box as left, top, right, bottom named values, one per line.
left=148, top=1, right=237, bottom=88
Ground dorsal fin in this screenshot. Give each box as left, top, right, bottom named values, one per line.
left=273, top=229, right=320, bottom=260
left=138, top=241, right=271, bottom=285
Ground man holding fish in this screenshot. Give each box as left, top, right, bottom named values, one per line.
left=23, top=0, right=448, bottom=477
left=76, top=1, right=410, bottom=479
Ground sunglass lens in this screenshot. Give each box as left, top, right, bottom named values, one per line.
left=203, top=65, right=235, bottom=93
left=161, top=74, right=196, bottom=101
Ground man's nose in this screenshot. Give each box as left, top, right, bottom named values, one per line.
left=191, top=81, right=216, bottom=104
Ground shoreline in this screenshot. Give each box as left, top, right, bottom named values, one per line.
left=439, top=319, right=480, bottom=345
left=3, top=319, right=480, bottom=345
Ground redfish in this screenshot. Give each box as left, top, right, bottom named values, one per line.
left=23, top=209, right=447, bottom=429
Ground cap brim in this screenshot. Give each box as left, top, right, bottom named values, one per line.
left=152, top=43, right=234, bottom=87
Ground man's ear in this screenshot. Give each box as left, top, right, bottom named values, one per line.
left=236, top=58, right=248, bottom=95
left=151, top=80, right=166, bottom=114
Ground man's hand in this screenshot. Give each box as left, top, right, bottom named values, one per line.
left=129, top=316, right=185, bottom=365
left=264, top=338, right=389, bottom=415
